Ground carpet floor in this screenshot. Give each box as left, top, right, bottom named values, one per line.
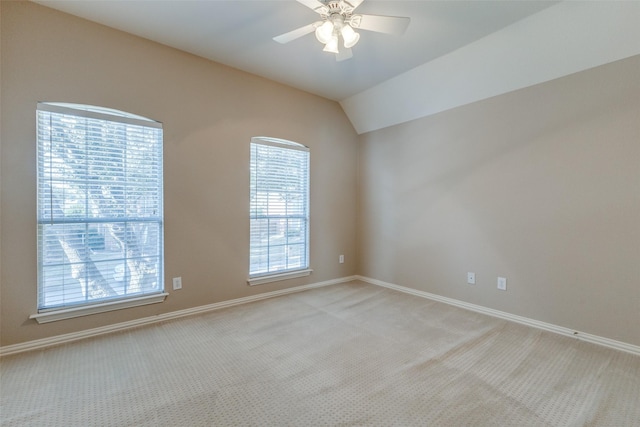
left=1, top=281, right=639, bottom=426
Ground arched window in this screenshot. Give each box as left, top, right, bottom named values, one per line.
left=249, top=137, right=311, bottom=285
left=34, top=102, right=165, bottom=322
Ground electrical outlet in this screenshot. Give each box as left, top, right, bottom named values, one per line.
left=497, top=277, right=507, bottom=291
left=339, top=255, right=344, bottom=264
left=172, top=277, right=182, bottom=290
left=467, top=272, right=475, bottom=285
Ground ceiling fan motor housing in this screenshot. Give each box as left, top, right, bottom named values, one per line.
left=323, top=1, right=355, bottom=19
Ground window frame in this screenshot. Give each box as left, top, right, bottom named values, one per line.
left=31, top=102, right=167, bottom=323
left=248, top=137, right=312, bottom=286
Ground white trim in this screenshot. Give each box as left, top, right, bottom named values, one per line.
left=355, top=275, right=640, bottom=357
left=248, top=268, right=313, bottom=286
left=1, top=276, right=356, bottom=357
left=30, top=293, right=169, bottom=324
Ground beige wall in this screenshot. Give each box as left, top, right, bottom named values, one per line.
left=2, top=1, right=638, bottom=350
left=358, top=55, right=640, bottom=346
left=0, top=2, right=358, bottom=346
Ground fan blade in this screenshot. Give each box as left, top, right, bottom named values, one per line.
left=336, top=46, right=353, bottom=62
left=273, top=23, right=318, bottom=44
left=352, top=14, right=410, bottom=35
left=346, top=0, right=364, bottom=10
left=296, top=0, right=329, bottom=14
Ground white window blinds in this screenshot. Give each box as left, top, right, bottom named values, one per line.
left=250, top=137, right=310, bottom=278
left=37, top=103, right=164, bottom=311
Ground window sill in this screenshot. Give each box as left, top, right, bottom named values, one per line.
left=30, top=293, right=169, bottom=324
left=248, top=269, right=313, bottom=286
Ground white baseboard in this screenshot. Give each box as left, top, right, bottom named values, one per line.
left=355, top=275, right=640, bottom=357
left=0, top=276, right=357, bottom=357
left=6, top=275, right=636, bottom=358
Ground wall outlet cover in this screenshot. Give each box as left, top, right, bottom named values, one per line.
left=467, top=272, right=476, bottom=285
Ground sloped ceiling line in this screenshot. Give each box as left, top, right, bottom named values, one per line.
left=341, top=1, right=640, bottom=134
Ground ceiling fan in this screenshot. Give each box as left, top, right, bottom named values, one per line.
left=273, top=0, right=410, bottom=61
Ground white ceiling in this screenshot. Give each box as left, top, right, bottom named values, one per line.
left=342, top=1, right=640, bottom=133
left=33, top=0, right=556, bottom=101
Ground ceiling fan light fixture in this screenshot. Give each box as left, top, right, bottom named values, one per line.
left=341, top=24, right=360, bottom=48
left=323, top=35, right=340, bottom=54
left=315, top=20, right=334, bottom=44
left=274, top=0, right=411, bottom=61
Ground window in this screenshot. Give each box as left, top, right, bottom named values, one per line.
left=249, top=137, right=310, bottom=285
left=34, top=103, right=165, bottom=321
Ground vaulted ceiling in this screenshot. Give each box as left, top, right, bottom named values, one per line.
left=33, top=1, right=640, bottom=134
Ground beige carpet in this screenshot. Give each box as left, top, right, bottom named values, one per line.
left=1, top=281, right=639, bottom=426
